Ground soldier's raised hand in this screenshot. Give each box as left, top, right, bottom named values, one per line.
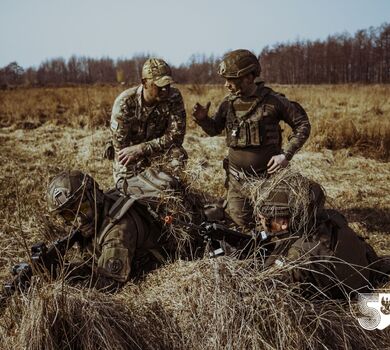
left=192, top=102, right=211, bottom=122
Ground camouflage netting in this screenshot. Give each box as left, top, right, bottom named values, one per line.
left=1, top=258, right=389, bottom=350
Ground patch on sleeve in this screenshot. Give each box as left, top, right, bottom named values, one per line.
left=106, top=258, right=123, bottom=274
left=111, top=119, right=119, bottom=131
left=98, top=246, right=130, bottom=281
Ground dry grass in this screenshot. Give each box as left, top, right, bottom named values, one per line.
left=0, top=84, right=389, bottom=349
left=1, top=259, right=389, bottom=350
left=1, top=84, right=389, bottom=159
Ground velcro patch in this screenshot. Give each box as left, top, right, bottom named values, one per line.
left=98, top=246, right=130, bottom=281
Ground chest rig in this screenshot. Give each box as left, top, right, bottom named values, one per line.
left=225, top=87, right=282, bottom=149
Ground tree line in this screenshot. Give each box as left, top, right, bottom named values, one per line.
left=261, top=23, right=390, bottom=84
left=0, top=23, right=388, bottom=87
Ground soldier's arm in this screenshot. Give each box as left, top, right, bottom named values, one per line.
left=276, top=96, right=311, bottom=161
left=96, top=216, right=137, bottom=284
left=110, top=90, right=133, bottom=153
left=142, top=90, right=186, bottom=156
left=194, top=100, right=228, bottom=136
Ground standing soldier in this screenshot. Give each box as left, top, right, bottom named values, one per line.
left=192, top=49, right=311, bottom=230
left=105, top=58, right=188, bottom=188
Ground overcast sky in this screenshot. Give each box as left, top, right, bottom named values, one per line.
left=1, top=0, right=389, bottom=68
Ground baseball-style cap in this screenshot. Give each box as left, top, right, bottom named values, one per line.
left=142, top=58, right=174, bottom=87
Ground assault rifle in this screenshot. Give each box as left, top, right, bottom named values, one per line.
left=165, top=216, right=270, bottom=258
left=0, top=229, right=83, bottom=311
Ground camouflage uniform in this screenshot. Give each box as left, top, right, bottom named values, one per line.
left=259, top=185, right=386, bottom=298
left=46, top=170, right=178, bottom=286
left=93, top=191, right=173, bottom=282
left=196, top=81, right=310, bottom=229
left=110, top=59, right=187, bottom=185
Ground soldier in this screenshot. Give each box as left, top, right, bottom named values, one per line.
left=46, top=170, right=183, bottom=289
left=192, top=49, right=311, bottom=230
left=105, top=58, right=187, bottom=188
left=257, top=183, right=389, bottom=298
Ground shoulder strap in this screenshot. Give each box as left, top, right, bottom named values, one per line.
left=98, top=194, right=146, bottom=246
left=236, top=87, right=272, bottom=123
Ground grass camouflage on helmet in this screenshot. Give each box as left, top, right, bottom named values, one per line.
left=258, top=185, right=291, bottom=218
left=247, top=168, right=326, bottom=235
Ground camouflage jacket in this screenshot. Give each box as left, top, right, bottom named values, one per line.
left=110, top=85, right=186, bottom=180
left=94, top=195, right=170, bottom=282
left=269, top=210, right=373, bottom=298
left=195, top=83, right=310, bottom=161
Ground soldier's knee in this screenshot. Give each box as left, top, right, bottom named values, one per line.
left=166, top=145, right=188, bottom=170
left=226, top=203, right=254, bottom=230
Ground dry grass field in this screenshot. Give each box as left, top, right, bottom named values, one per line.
left=0, top=84, right=389, bottom=349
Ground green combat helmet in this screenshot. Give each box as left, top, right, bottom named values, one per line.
left=217, top=49, right=261, bottom=78
left=258, top=180, right=326, bottom=235
left=258, top=185, right=291, bottom=219
left=46, top=171, right=104, bottom=227
left=142, top=58, right=174, bottom=87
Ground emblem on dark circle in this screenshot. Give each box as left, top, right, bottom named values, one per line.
left=107, top=258, right=123, bottom=274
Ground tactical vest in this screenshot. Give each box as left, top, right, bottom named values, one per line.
left=225, top=87, right=282, bottom=149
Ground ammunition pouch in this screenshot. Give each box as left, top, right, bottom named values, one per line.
left=225, top=89, right=282, bottom=149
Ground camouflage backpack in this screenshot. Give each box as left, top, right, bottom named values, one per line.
left=104, top=168, right=180, bottom=228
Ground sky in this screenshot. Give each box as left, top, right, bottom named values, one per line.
left=0, top=0, right=389, bottom=69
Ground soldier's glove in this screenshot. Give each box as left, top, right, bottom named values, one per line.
left=103, top=139, right=115, bottom=161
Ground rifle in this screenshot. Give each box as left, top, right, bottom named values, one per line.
left=0, top=229, right=83, bottom=311
left=164, top=216, right=270, bottom=258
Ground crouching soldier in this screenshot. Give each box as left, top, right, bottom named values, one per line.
left=257, top=183, right=389, bottom=299
left=105, top=58, right=188, bottom=188
left=46, top=170, right=184, bottom=289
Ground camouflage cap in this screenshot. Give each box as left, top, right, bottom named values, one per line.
left=142, top=58, right=174, bottom=87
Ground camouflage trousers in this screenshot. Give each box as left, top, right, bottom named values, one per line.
left=225, top=174, right=256, bottom=231
left=113, top=145, right=188, bottom=187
